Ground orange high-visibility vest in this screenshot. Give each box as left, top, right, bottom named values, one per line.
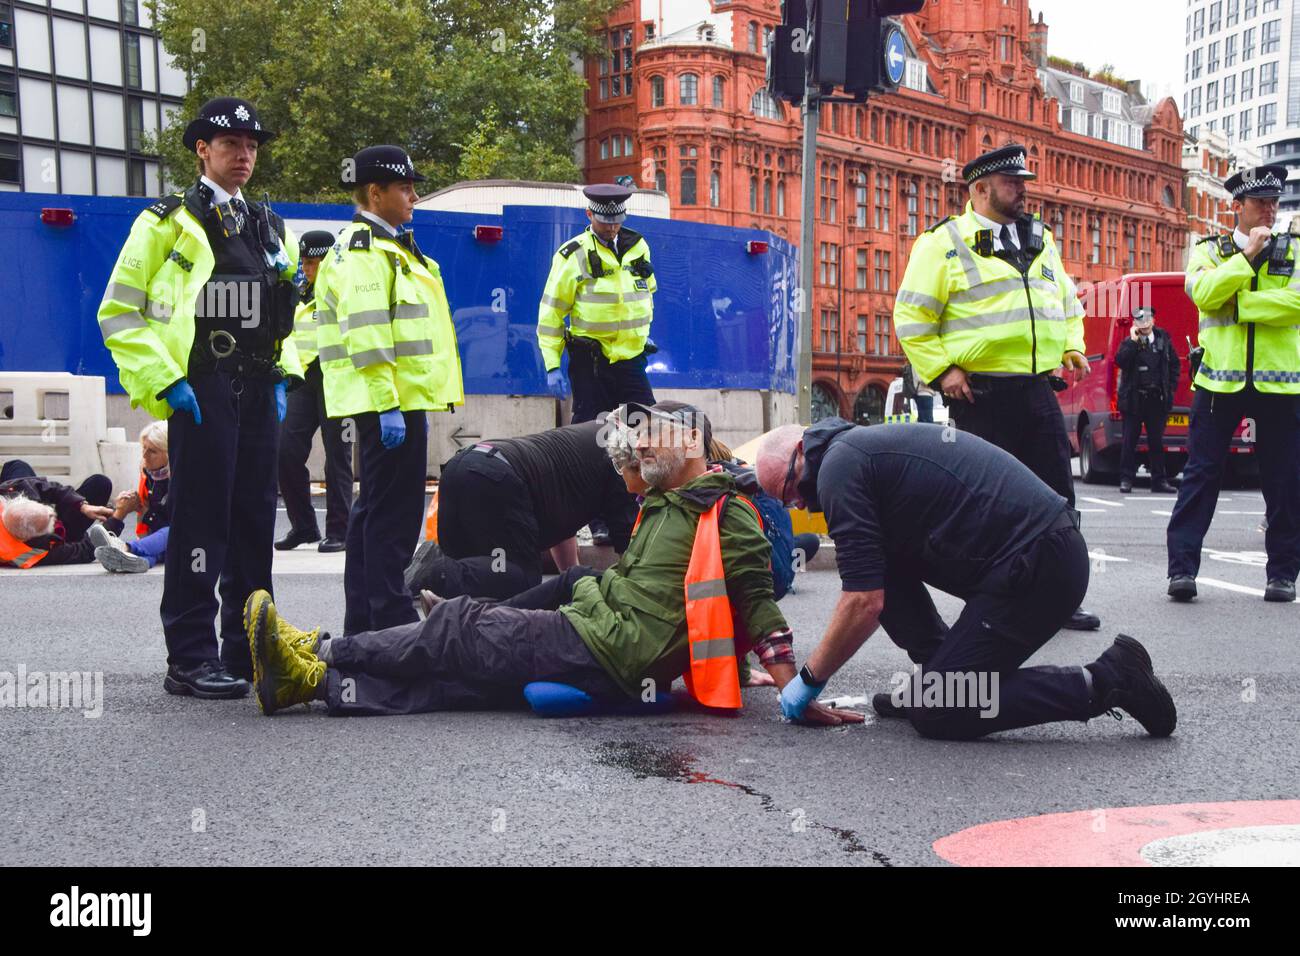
left=0, top=498, right=49, bottom=568
left=423, top=486, right=439, bottom=542
left=682, top=495, right=762, bottom=710
left=136, top=472, right=152, bottom=536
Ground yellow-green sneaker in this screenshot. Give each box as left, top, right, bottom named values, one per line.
left=277, top=616, right=322, bottom=659
left=245, top=589, right=326, bottom=715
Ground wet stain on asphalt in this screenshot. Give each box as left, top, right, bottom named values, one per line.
left=594, top=741, right=892, bottom=864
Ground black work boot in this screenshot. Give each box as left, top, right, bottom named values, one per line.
left=1168, top=575, right=1197, bottom=602
left=1087, top=634, right=1176, bottom=738
left=403, top=539, right=444, bottom=595
left=1264, top=579, right=1296, bottom=603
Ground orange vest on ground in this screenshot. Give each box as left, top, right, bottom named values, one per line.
left=633, top=493, right=763, bottom=710
left=0, top=498, right=49, bottom=568
left=423, top=487, right=439, bottom=542
left=136, top=472, right=152, bottom=536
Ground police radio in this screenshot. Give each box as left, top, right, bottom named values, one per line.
left=1026, top=217, right=1045, bottom=255
left=1268, top=231, right=1294, bottom=277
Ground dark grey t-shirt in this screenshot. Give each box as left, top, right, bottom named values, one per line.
left=814, top=424, right=1072, bottom=594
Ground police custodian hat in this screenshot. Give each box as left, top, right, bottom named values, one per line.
left=584, top=183, right=632, bottom=223
left=182, top=97, right=273, bottom=151
left=962, top=143, right=1037, bottom=184
left=1225, top=164, right=1287, bottom=199
left=298, top=230, right=336, bottom=258
left=343, top=145, right=426, bottom=187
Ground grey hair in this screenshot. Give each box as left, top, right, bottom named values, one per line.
left=1, top=495, right=56, bottom=541
left=139, top=419, right=168, bottom=452
left=604, top=420, right=639, bottom=472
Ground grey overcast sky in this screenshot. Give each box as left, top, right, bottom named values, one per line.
left=1029, top=0, right=1185, bottom=104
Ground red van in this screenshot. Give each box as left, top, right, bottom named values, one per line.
left=1058, top=271, right=1256, bottom=483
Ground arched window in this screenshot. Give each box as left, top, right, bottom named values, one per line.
left=650, top=76, right=665, bottom=108
left=751, top=88, right=782, bottom=120
left=750, top=176, right=758, bottom=213
left=748, top=21, right=759, bottom=53
left=655, top=168, right=667, bottom=192
left=680, top=74, right=698, bottom=105
left=777, top=179, right=786, bottom=216
left=763, top=178, right=772, bottom=214
left=811, top=383, right=841, bottom=423
left=853, top=385, right=886, bottom=426
left=681, top=167, right=697, bottom=206
left=1162, top=185, right=1176, bottom=206
left=710, top=170, right=721, bottom=206
left=713, top=75, right=725, bottom=108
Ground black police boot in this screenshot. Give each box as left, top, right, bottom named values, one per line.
left=1087, top=634, right=1176, bottom=737
left=318, top=537, right=346, bottom=553
left=1151, top=479, right=1177, bottom=494
left=163, top=661, right=250, bottom=700
left=275, top=527, right=321, bottom=551
left=1168, top=575, right=1197, bottom=602
left=872, top=693, right=906, bottom=719
left=1264, top=579, right=1297, bottom=603
left=1062, top=607, right=1101, bottom=630
left=1118, top=479, right=1133, bottom=493
left=403, top=539, right=444, bottom=595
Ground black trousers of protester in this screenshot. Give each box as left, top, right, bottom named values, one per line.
left=277, top=360, right=352, bottom=540
left=1119, top=391, right=1169, bottom=483
left=1167, top=385, right=1300, bottom=581
left=950, top=375, right=1076, bottom=507
left=567, top=341, right=656, bottom=424
left=0, top=460, right=110, bottom=541
left=876, top=517, right=1094, bottom=741
left=427, top=446, right=543, bottom=600
left=323, top=595, right=625, bottom=715
left=161, top=370, right=278, bottom=675
left=343, top=409, right=428, bottom=636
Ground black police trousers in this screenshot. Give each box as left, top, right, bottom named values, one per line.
left=950, top=375, right=1076, bottom=506
left=1120, top=391, right=1169, bottom=482
left=277, top=360, right=353, bottom=540
left=878, top=519, right=1095, bottom=740
left=567, top=341, right=655, bottom=424
left=343, top=410, right=428, bottom=636
left=322, top=595, right=624, bottom=715
left=421, top=446, right=543, bottom=600
left=1167, top=385, right=1300, bottom=581
left=161, top=370, right=278, bottom=675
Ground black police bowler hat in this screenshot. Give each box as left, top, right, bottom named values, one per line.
left=299, top=230, right=337, bottom=259
left=584, top=183, right=633, bottom=223
left=343, top=145, right=426, bottom=187
left=1226, top=164, right=1287, bottom=200
left=962, top=144, right=1036, bottom=184
left=183, top=97, right=274, bottom=152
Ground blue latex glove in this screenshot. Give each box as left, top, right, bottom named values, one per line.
left=378, top=408, right=406, bottom=449
left=274, top=382, right=287, bottom=422
left=163, top=379, right=202, bottom=424
left=546, top=368, right=567, bottom=397
left=779, top=673, right=825, bottom=721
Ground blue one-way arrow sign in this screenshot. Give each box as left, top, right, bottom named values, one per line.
left=884, top=27, right=906, bottom=86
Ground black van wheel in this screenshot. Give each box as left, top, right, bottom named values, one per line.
left=1078, top=420, right=1111, bottom=484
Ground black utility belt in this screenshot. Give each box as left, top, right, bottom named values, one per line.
left=968, top=373, right=1047, bottom=391
left=188, top=349, right=280, bottom=380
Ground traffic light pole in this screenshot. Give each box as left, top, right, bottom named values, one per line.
left=797, top=16, right=818, bottom=425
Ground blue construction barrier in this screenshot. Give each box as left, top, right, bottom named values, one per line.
left=0, top=192, right=798, bottom=397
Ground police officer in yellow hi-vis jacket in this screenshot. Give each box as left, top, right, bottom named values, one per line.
left=1168, top=165, right=1300, bottom=604
left=314, top=145, right=463, bottom=636
left=96, top=97, right=302, bottom=699
left=893, top=143, right=1100, bottom=631
left=275, top=229, right=353, bottom=554
left=537, top=184, right=657, bottom=422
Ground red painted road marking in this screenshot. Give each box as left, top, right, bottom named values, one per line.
left=933, top=800, right=1300, bottom=866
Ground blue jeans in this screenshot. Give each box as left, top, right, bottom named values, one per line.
left=129, top=526, right=169, bottom=568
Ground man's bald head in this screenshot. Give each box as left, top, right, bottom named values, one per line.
left=756, top=424, right=807, bottom=503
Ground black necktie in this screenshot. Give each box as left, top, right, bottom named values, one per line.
left=999, top=224, right=1015, bottom=251
left=396, top=230, right=426, bottom=266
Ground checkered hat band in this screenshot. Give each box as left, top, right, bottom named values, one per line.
left=377, top=162, right=412, bottom=176
left=967, top=155, right=1027, bottom=181
left=590, top=199, right=626, bottom=215
left=1234, top=174, right=1283, bottom=196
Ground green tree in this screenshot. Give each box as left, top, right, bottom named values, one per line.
left=146, top=0, right=619, bottom=200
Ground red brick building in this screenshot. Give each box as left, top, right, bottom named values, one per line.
left=582, top=1, right=1189, bottom=423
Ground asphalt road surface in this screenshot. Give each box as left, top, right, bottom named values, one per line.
left=2, top=479, right=1296, bottom=866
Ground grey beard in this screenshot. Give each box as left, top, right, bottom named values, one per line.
left=640, top=450, right=684, bottom=488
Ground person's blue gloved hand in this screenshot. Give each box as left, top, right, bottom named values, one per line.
left=274, top=381, right=287, bottom=423
left=163, top=379, right=202, bottom=424
left=378, top=408, right=406, bottom=448
left=779, top=672, right=825, bottom=721
left=546, top=368, right=567, bottom=397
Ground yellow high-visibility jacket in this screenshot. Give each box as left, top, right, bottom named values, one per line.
left=96, top=186, right=303, bottom=419
left=893, top=204, right=1086, bottom=385
left=537, top=227, right=655, bottom=370
left=1184, top=232, right=1300, bottom=394
left=289, top=290, right=320, bottom=369
left=314, top=217, right=464, bottom=418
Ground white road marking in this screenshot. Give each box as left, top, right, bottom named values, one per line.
left=1088, top=551, right=1130, bottom=563
left=1220, top=510, right=1267, bottom=515
left=1078, top=507, right=1106, bottom=513
left=1197, top=577, right=1268, bottom=597
left=1152, top=509, right=1173, bottom=516
left=1080, top=496, right=1123, bottom=507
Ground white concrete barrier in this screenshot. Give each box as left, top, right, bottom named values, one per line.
left=0, top=372, right=108, bottom=481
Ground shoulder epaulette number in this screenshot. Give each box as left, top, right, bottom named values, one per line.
left=348, top=230, right=371, bottom=251
left=145, top=195, right=183, bottom=219
left=559, top=240, right=581, bottom=258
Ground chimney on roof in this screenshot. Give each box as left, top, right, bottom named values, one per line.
left=1028, top=12, right=1048, bottom=68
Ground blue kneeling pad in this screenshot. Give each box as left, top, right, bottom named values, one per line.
left=523, top=682, right=675, bottom=717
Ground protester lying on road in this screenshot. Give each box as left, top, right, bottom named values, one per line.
left=0, top=461, right=115, bottom=567
left=88, top=421, right=172, bottom=573
left=243, top=401, right=859, bottom=724
left=756, top=418, right=1176, bottom=741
